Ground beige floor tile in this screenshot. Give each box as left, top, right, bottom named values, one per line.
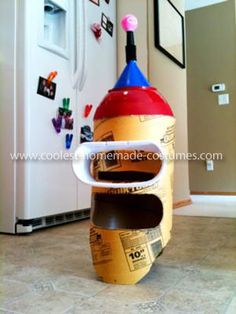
left=157, top=246, right=209, bottom=269
left=200, top=247, right=236, bottom=271
left=0, top=279, right=30, bottom=308
left=90, top=265, right=186, bottom=305
left=0, top=309, right=22, bottom=314
left=226, top=296, right=236, bottom=314
left=52, top=274, right=108, bottom=297
left=157, top=288, right=232, bottom=314
left=141, top=263, right=188, bottom=290
left=71, top=296, right=141, bottom=314
left=1, top=265, right=54, bottom=284
left=176, top=268, right=236, bottom=295
left=5, top=292, right=84, bottom=314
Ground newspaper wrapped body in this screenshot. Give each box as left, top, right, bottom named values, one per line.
left=89, top=115, right=175, bottom=284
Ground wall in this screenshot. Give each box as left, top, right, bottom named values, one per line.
left=117, top=0, right=148, bottom=77
left=117, top=0, right=190, bottom=202
left=186, top=0, right=236, bottom=193
left=186, top=0, right=227, bottom=11
left=148, top=0, right=190, bottom=202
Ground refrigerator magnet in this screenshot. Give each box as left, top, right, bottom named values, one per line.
left=101, top=13, right=108, bottom=29
left=91, top=23, right=102, bottom=40
left=52, top=116, right=62, bottom=134
left=65, top=134, right=73, bottom=150
left=64, top=116, right=74, bottom=130
left=63, top=98, right=70, bottom=111
left=59, top=107, right=72, bottom=117
left=37, top=76, right=57, bottom=100
left=89, top=0, right=100, bottom=6
left=101, top=13, right=113, bottom=37
left=106, top=20, right=114, bottom=37
left=80, top=125, right=94, bottom=143
left=84, top=104, right=93, bottom=118
left=37, top=71, right=58, bottom=100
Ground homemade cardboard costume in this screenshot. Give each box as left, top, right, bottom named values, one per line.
left=73, top=15, right=175, bottom=284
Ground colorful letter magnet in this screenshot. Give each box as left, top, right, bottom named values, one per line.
left=65, top=134, right=73, bottom=150
left=84, top=104, right=93, bottom=118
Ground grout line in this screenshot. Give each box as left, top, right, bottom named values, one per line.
left=0, top=307, right=24, bottom=314
left=222, top=293, right=236, bottom=314
left=78, top=284, right=111, bottom=301
left=53, top=287, right=89, bottom=298
left=61, top=305, right=74, bottom=314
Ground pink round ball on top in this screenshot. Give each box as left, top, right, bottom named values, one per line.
left=121, top=14, right=138, bottom=32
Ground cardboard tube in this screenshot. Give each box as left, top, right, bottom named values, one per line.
left=90, top=225, right=163, bottom=284
left=87, top=115, right=175, bottom=284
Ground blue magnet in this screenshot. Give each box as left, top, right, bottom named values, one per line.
left=65, top=134, right=73, bottom=150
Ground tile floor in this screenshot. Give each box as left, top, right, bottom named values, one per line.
left=0, top=216, right=236, bottom=314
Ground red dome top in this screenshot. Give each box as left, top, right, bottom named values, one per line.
left=94, top=86, right=174, bottom=120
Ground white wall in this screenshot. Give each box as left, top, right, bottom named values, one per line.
left=186, top=0, right=227, bottom=11
left=148, top=0, right=190, bottom=203
left=117, top=0, right=148, bottom=77
left=117, top=0, right=190, bottom=203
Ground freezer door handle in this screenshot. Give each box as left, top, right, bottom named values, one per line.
left=70, top=0, right=76, bottom=85
left=72, top=0, right=87, bottom=90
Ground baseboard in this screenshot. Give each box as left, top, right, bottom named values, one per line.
left=191, top=191, right=236, bottom=196
left=173, top=198, right=192, bottom=209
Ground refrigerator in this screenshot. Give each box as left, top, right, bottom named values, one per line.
left=0, top=0, right=117, bottom=234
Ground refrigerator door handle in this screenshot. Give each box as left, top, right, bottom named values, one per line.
left=72, top=0, right=87, bottom=90
left=70, top=0, right=76, bottom=86
left=78, top=0, right=88, bottom=91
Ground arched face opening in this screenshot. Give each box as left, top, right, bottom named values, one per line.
left=91, top=150, right=162, bottom=184
left=91, top=193, right=163, bottom=230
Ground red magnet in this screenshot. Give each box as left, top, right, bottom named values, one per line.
left=84, top=104, right=93, bottom=118
left=91, top=23, right=102, bottom=39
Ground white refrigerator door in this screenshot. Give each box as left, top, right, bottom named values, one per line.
left=16, top=0, right=82, bottom=220
left=74, top=0, right=117, bottom=207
